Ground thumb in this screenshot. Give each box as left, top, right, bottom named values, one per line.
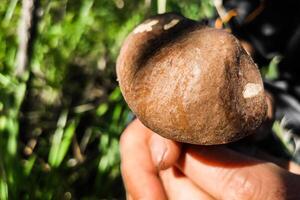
left=149, top=132, right=181, bottom=170
left=176, top=146, right=300, bottom=200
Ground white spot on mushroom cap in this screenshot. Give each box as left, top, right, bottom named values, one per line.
left=243, top=83, right=262, bottom=98
left=183, top=64, right=201, bottom=102
left=163, top=19, right=180, bottom=30
left=133, top=20, right=159, bottom=34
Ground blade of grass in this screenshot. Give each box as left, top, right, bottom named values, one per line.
left=23, top=155, right=36, bottom=176
left=108, top=87, right=121, bottom=102
left=272, top=120, right=294, bottom=156
left=0, top=178, right=8, bottom=200
left=0, top=145, right=8, bottom=200
left=3, top=0, right=18, bottom=23
left=265, top=56, right=281, bottom=80
left=55, top=119, right=77, bottom=167
left=48, top=110, right=68, bottom=167
left=157, top=0, right=166, bottom=14
left=96, top=103, right=108, bottom=117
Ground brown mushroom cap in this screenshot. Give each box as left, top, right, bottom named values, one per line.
left=116, top=13, right=267, bottom=145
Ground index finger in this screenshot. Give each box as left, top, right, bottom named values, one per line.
left=120, top=119, right=167, bottom=199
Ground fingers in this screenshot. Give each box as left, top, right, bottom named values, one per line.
left=121, top=118, right=300, bottom=200
left=120, top=119, right=181, bottom=199
left=149, top=132, right=181, bottom=170
left=176, top=146, right=300, bottom=200
left=120, top=119, right=167, bottom=199
left=159, top=167, right=214, bottom=200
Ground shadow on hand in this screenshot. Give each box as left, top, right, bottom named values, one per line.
left=179, top=144, right=288, bottom=169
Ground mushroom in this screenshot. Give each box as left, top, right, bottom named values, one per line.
left=116, top=13, right=268, bottom=145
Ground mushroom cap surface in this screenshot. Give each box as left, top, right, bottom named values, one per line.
left=117, top=13, right=267, bottom=145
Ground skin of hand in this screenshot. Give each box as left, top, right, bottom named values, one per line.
left=120, top=119, right=300, bottom=200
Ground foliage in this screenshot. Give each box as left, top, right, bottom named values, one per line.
left=0, top=0, right=213, bottom=199
left=261, top=56, right=281, bottom=81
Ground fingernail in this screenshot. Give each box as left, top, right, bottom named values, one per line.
left=150, top=134, right=167, bottom=168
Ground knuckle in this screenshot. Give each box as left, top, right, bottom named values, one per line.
left=119, top=120, right=137, bottom=151
left=119, top=127, right=133, bottom=163
left=222, top=166, right=288, bottom=200
left=222, top=170, right=262, bottom=200
left=119, top=128, right=129, bottom=150
left=120, top=160, right=127, bottom=176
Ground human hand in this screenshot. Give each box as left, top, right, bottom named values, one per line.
left=120, top=119, right=300, bottom=200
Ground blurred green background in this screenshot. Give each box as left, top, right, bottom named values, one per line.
left=0, top=0, right=214, bottom=199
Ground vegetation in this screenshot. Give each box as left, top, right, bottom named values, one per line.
left=0, top=0, right=214, bottom=199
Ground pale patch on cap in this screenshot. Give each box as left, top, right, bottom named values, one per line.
left=163, top=19, right=180, bottom=30
left=243, top=83, right=263, bottom=98
left=133, top=20, right=159, bottom=34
